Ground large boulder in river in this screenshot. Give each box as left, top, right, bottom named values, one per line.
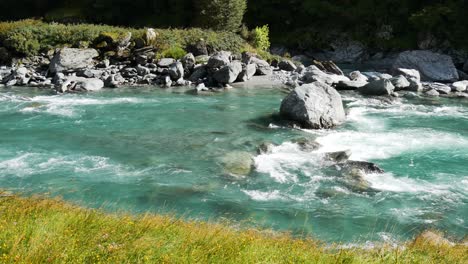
left=392, top=50, right=459, bottom=82
left=236, top=63, right=256, bottom=82
left=280, top=82, right=346, bottom=129
left=49, top=48, right=99, bottom=73
left=207, top=51, right=231, bottom=69
left=358, top=79, right=395, bottom=96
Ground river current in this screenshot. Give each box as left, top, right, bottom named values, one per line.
left=0, top=86, right=467, bottom=243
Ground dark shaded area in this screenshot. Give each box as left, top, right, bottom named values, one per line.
left=0, top=1, right=467, bottom=50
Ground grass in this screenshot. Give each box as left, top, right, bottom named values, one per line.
left=0, top=193, right=466, bottom=263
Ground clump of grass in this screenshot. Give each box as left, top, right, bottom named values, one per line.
left=0, top=193, right=466, bottom=263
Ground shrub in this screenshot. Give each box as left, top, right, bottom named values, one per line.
left=251, top=25, right=270, bottom=52
left=195, top=0, right=247, bottom=32
left=156, top=46, right=187, bottom=60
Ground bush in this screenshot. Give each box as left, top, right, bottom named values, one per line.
left=195, top=0, right=247, bottom=32
left=251, top=25, right=270, bottom=52
left=0, top=21, right=247, bottom=57
left=156, top=46, right=187, bottom=60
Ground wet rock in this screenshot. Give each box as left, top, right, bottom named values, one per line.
left=49, top=48, right=99, bottom=73
left=257, top=142, right=275, bottom=154
left=278, top=60, right=297, bottom=71
left=292, top=138, right=321, bottom=152
left=325, top=150, right=351, bottom=163
left=424, top=89, right=440, bottom=97
left=343, top=161, right=385, bottom=173
left=280, top=82, right=346, bottom=129
left=423, top=82, right=451, bottom=94
left=390, top=75, right=411, bottom=90
left=361, top=72, right=393, bottom=81
left=349, top=71, right=368, bottom=82
left=392, top=50, right=459, bottom=82
left=220, top=151, right=253, bottom=176
left=359, top=79, right=395, bottom=96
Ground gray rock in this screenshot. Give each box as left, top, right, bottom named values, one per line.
left=162, top=75, right=172, bottom=88
left=302, top=66, right=350, bottom=85
left=136, top=65, right=150, bottom=76
left=451, top=81, right=468, bottom=92
left=361, top=72, right=393, bottom=81
left=280, top=82, right=346, bottom=129
left=463, top=60, right=468, bottom=73
left=104, top=74, right=125, bottom=88
left=335, top=80, right=367, bottom=90
left=207, top=51, right=231, bottom=69
left=312, top=40, right=367, bottom=64
left=390, top=75, right=411, bottom=90
left=49, top=48, right=99, bottom=73
left=195, top=55, right=210, bottom=64
left=392, top=50, right=459, bottom=82
left=292, top=138, right=321, bottom=152
left=250, top=57, right=272, bottom=75
left=220, top=151, right=253, bottom=176
left=394, top=68, right=421, bottom=82
left=58, top=76, right=104, bottom=92
left=181, top=53, right=196, bottom=73
left=213, top=61, right=242, bottom=84
left=189, top=65, right=207, bottom=82
left=257, top=142, right=275, bottom=154
left=424, top=89, right=440, bottom=97
left=168, top=62, right=184, bottom=81
left=423, top=82, right=451, bottom=94
left=157, top=58, right=175, bottom=68
left=359, top=79, right=395, bottom=96
left=236, top=63, right=256, bottom=82
left=359, top=79, right=395, bottom=95
left=278, top=60, right=297, bottom=71
left=349, top=71, right=368, bottom=82
left=195, top=83, right=208, bottom=92
left=326, top=150, right=351, bottom=163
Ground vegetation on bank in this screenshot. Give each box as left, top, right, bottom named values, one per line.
left=0, top=193, right=466, bottom=263
left=1, top=1, right=468, bottom=51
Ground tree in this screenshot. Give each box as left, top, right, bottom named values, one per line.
left=195, top=0, right=247, bottom=32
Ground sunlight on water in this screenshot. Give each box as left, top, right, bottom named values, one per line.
left=0, top=87, right=467, bottom=243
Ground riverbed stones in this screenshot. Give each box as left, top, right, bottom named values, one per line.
left=280, top=82, right=346, bottom=129
left=358, top=79, right=395, bottom=96
left=220, top=151, right=253, bottom=176
left=392, top=50, right=459, bottom=82
left=49, top=48, right=99, bottom=73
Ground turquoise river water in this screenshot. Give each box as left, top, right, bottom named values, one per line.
left=0, top=85, right=467, bottom=244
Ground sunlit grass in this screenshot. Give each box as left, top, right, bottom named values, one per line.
left=0, top=193, right=466, bottom=263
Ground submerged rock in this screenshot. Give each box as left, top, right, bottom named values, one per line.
left=280, top=82, right=346, bottom=129
left=220, top=151, right=254, bottom=177
left=257, top=142, right=275, bottom=155
left=292, top=138, right=321, bottom=152
left=325, top=150, right=351, bottom=163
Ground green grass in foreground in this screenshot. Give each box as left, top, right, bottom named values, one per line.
left=0, top=193, right=466, bottom=263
